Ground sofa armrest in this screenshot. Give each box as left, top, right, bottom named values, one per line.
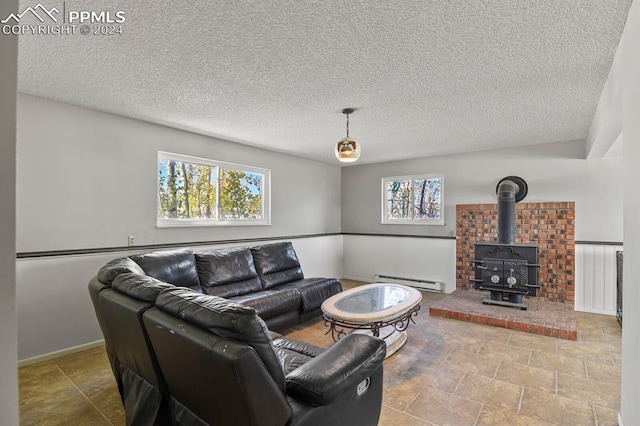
left=285, top=334, right=386, bottom=405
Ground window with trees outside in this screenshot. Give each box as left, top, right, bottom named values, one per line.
left=157, top=152, right=270, bottom=227
left=382, top=174, right=444, bottom=225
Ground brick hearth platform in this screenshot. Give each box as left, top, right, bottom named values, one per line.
left=429, top=290, right=577, bottom=340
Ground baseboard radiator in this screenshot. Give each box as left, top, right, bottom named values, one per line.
left=374, top=274, right=444, bottom=293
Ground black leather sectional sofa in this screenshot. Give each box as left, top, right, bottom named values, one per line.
left=102, top=241, right=343, bottom=331
left=88, top=242, right=386, bottom=426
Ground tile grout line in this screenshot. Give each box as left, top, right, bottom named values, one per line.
left=452, top=372, right=467, bottom=394
left=477, top=339, right=486, bottom=355
left=592, top=404, right=599, bottom=426
left=472, top=403, right=484, bottom=426
left=584, top=359, right=590, bottom=380
left=555, top=371, right=558, bottom=396
left=403, top=385, right=425, bottom=413
left=382, top=403, right=432, bottom=424
left=54, top=363, right=113, bottom=424
left=492, top=360, right=501, bottom=380
left=516, top=386, right=525, bottom=414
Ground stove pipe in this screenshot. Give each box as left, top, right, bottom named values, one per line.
left=497, top=179, right=519, bottom=244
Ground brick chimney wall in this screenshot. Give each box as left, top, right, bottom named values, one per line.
left=456, top=202, right=575, bottom=302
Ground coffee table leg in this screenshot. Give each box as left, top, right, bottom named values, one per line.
left=324, top=304, right=420, bottom=347
left=371, top=322, right=381, bottom=338
left=324, top=318, right=347, bottom=342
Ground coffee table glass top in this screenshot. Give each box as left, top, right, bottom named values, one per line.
left=322, top=283, right=422, bottom=323
left=335, top=285, right=411, bottom=314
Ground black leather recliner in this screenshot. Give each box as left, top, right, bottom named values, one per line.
left=143, top=287, right=386, bottom=426
left=88, top=257, right=149, bottom=405
left=95, top=271, right=175, bottom=425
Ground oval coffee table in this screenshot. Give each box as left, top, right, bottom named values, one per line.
left=321, top=283, right=422, bottom=358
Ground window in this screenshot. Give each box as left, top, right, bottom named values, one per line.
left=157, top=152, right=270, bottom=227
left=382, top=174, right=444, bottom=225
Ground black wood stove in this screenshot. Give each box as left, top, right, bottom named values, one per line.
left=472, top=176, right=540, bottom=310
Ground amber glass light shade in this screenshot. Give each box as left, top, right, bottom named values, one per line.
left=335, top=137, right=361, bottom=162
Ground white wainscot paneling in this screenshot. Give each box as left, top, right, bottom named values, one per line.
left=575, top=244, right=623, bottom=315
left=342, top=235, right=456, bottom=293
left=16, top=235, right=343, bottom=362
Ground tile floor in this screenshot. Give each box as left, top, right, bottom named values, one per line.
left=19, top=281, right=622, bottom=425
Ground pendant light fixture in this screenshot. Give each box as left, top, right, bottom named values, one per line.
left=335, top=108, right=361, bottom=162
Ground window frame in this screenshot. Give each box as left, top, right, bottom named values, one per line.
left=157, top=151, right=271, bottom=228
left=381, top=174, right=444, bottom=225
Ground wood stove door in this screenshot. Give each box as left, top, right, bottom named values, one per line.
left=480, top=259, right=503, bottom=286
left=502, top=259, right=529, bottom=289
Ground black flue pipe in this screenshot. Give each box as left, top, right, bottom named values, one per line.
left=497, top=179, right=519, bottom=244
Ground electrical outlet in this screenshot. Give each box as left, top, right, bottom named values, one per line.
left=128, top=236, right=135, bottom=246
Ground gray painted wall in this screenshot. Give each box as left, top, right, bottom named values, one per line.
left=0, top=0, right=18, bottom=422
left=620, top=1, right=639, bottom=424
left=343, top=235, right=456, bottom=292
left=17, top=94, right=341, bottom=253
left=342, top=140, right=623, bottom=242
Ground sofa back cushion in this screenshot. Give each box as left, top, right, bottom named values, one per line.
left=195, top=248, right=262, bottom=298
left=112, top=273, right=176, bottom=302
left=97, top=257, right=146, bottom=286
left=131, top=249, right=201, bottom=291
left=154, top=287, right=286, bottom=391
left=250, top=242, right=304, bottom=289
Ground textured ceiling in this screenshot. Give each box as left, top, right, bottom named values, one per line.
left=17, top=0, right=632, bottom=165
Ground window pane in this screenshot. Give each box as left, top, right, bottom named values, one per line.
left=157, top=152, right=270, bottom=227
left=219, top=169, right=264, bottom=220
left=413, top=177, right=442, bottom=220
left=158, top=159, right=217, bottom=219
left=386, top=179, right=412, bottom=219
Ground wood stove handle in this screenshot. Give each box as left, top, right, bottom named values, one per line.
left=476, top=265, right=498, bottom=271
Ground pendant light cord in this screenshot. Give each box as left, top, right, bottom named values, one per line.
left=346, top=113, right=350, bottom=138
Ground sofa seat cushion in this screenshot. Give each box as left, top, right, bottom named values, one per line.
left=273, top=337, right=326, bottom=375
left=230, top=288, right=301, bottom=320
left=250, top=242, right=304, bottom=289
left=131, top=249, right=201, bottom=292
left=154, top=288, right=286, bottom=392
left=277, top=278, right=343, bottom=314
left=275, top=347, right=313, bottom=375
left=195, top=248, right=262, bottom=298
left=273, top=337, right=325, bottom=358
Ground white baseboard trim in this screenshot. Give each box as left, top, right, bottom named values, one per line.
left=18, top=339, right=105, bottom=367
left=574, top=307, right=616, bottom=316
left=618, top=412, right=624, bottom=426
left=341, top=275, right=372, bottom=284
